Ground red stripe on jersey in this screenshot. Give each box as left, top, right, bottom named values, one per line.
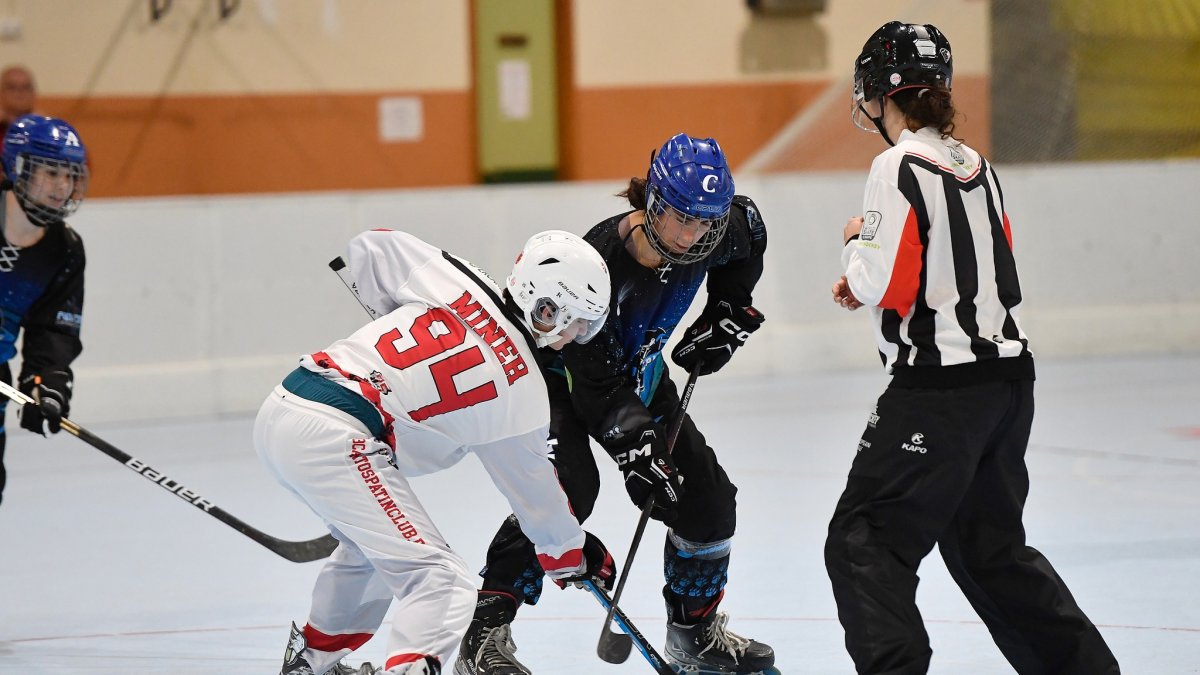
left=879, top=207, right=924, bottom=317
left=537, top=547, right=583, bottom=573
left=1002, top=212, right=1013, bottom=249
left=302, top=624, right=374, bottom=653
left=903, top=150, right=981, bottom=182
left=310, top=351, right=398, bottom=450
left=385, top=653, right=438, bottom=670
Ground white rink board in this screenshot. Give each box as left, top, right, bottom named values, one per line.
left=32, top=159, right=1200, bottom=423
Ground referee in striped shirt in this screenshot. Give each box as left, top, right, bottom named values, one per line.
left=825, top=21, right=1120, bottom=675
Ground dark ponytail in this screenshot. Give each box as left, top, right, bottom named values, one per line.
left=891, top=84, right=958, bottom=139
left=618, top=177, right=648, bottom=210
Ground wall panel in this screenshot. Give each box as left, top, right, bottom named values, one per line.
left=24, top=160, right=1197, bottom=424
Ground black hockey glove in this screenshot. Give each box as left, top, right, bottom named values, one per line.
left=18, top=371, right=71, bottom=435
left=671, top=301, right=765, bottom=376
left=606, top=424, right=683, bottom=521
left=549, top=531, right=617, bottom=591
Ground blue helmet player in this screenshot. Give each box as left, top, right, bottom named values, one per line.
left=456, top=133, right=777, bottom=675
left=0, top=114, right=90, bottom=506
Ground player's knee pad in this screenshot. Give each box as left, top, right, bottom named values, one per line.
left=663, top=530, right=730, bottom=602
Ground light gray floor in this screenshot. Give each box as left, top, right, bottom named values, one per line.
left=2, top=355, right=1198, bottom=674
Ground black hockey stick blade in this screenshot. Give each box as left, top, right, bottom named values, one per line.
left=598, top=627, right=633, bottom=664
left=584, top=581, right=675, bottom=675
left=596, top=512, right=643, bottom=662
left=0, top=380, right=338, bottom=563
left=596, top=363, right=702, bottom=663
left=330, top=255, right=382, bottom=320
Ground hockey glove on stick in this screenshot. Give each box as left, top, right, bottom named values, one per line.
left=607, top=425, right=683, bottom=521
left=671, top=301, right=765, bottom=376
left=548, top=531, right=617, bottom=591
left=18, top=371, right=71, bottom=435
left=596, top=362, right=701, bottom=665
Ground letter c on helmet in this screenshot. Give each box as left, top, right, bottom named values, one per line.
left=701, top=174, right=719, bottom=193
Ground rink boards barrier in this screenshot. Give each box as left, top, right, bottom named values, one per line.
left=42, top=159, right=1200, bottom=423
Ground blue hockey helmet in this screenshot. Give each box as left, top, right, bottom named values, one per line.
left=2, top=114, right=89, bottom=226
left=644, top=133, right=735, bottom=265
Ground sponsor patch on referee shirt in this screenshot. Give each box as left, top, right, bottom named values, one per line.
left=861, top=211, right=882, bottom=241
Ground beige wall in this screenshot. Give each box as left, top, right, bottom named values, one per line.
left=572, top=0, right=988, bottom=86
left=0, top=0, right=471, bottom=95
left=0, top=0, right=991, bottom=195
left=1, top=0, right=986, bottom=96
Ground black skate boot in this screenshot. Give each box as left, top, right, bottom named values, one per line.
left=663, top=594, right=779, bottom=675
left=453, top=592, right=531, bottom=675
left=280, top=621, right=378, bottom=675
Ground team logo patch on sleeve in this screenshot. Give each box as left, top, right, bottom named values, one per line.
left=861, top=211, right=882, bottom=241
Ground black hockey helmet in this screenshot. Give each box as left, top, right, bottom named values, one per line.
left=854, top=21, right=953, bottom=104
left=851, top=21, right=953, bottom=143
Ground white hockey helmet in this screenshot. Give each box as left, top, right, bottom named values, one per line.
left=506, top=230, right=611, bottom=348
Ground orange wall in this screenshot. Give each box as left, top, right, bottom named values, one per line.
left=563, top=76, right=989, bottom=180
left=562, top=81, right=830, bottom=180
left=39, top=91, right=475, bottom=197
left=39, top=76, right=988, bottom=197
left=755, top=75, right=991, bottom=173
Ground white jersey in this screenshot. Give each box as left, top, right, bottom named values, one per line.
left=842, top=127, right=1031, bottom=379
left=298, top=229, right=583, bottom=563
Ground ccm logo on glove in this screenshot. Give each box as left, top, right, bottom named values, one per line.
left=605, top=424, right=684, bottom=520
left=671, top=301, right=765, bottom=376
left=718, top=316, right=755, bottom=344
left=610, top=430, right=657, bottom=466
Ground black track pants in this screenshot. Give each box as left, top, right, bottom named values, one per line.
left=824, top=378, right=1119, bottom=675
left=480, top=372, right=738, bottom=606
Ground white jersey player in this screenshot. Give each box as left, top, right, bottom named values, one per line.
left=256, top=229, right=616, bottom=675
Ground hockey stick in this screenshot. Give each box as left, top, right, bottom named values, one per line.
left=329, top=256, right=380, bottom=319
left=583, top=580, right=676, bottom=675
left=0, top=380, right=338, bottom=563
left=597, top=362, right=702, bottom=664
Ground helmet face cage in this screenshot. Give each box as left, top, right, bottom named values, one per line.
left=530, top=295, right=607, bottom=346
left=851, top=72, right=877, bottom=133
left=643, top=133, right=735, bottom=265
left=850, top=22, right=953, bottom=133
left=644, top=186, right=730, bottom=265
left=12, top=155, right=89, bottom=226
left=3, top=115, right=89, bottom=226
left=506, top=230, right=611, bottom=348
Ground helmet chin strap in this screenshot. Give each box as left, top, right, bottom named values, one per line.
left=622, top=219, right=662, bottom=265
left=15, top=194, right=57, bottom=228
left=530, top=327, right=561, bottom=349
left=862, top=99, right=896, bottom=147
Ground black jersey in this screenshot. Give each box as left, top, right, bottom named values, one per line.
left=0, top=208, right=85, bottom=384
left=561, top=196, right=766, bottom=443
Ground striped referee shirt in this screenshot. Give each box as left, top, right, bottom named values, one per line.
left=842, top=127, right=1034, bottom=388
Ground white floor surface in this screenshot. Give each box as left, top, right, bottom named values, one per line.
left=1, top=355, right=1197, bottom=674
